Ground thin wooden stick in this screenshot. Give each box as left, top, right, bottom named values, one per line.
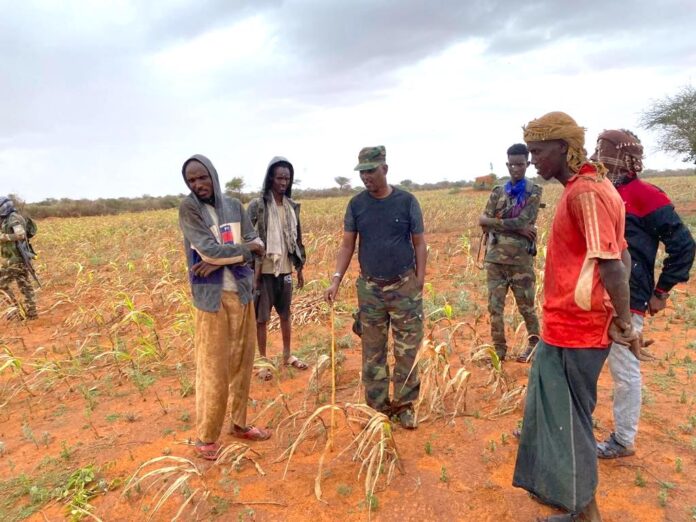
left=329, top=304, right=336, bottom=450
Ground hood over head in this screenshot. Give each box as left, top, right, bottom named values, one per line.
left=182, top=154, right=233, bottom=225
left=0, top=196, right=15, bottom=218
left=263, top=156, right=294, bottom=198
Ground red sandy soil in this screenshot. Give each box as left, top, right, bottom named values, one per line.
left=1, top=231, right=695, bottom=522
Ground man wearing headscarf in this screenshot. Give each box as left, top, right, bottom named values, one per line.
left=0, top=196, right=37, bottom=319
left=478, top=143, right=542, bottom=363
left=512, top=112, right=637, bottom=522
left=179, top=155, right=272, bottom=460
left=591, top=129, right=695, bottom=459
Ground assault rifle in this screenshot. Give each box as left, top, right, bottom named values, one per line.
left=17, top=240, right=41, bottom=287
left=476, top=202, right=546, bottom=269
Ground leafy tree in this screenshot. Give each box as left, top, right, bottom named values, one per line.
left=640, top=85, right=696, bottom=164
left=400, top=179, right=414, bottom=190
left=334, top=176, right=351, bottom=190
left=225, top=177, right=245, bottom=197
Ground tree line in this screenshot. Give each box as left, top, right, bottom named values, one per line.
left=11, top=85, right=696, bottom=219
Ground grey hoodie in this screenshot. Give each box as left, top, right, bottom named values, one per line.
left=179, top=154, right=258, bottom=311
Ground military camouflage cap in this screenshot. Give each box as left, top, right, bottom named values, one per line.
left=354, top=145, right=387, bottom=171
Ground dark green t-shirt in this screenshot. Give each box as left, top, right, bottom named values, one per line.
left=344, top=187, right=424, bottom=279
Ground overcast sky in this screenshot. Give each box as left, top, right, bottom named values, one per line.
left=1, top=0, right=694, bottom=202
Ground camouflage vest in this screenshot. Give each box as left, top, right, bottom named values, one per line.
left=0, top=212, right=26, bottom=264
left=484, top=181, right=542, bottom=266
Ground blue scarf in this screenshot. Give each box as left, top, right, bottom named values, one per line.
left=504, top=179, right=528, bottom=218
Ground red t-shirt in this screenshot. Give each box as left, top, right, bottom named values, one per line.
left=542, top=164, right=627, bottom=348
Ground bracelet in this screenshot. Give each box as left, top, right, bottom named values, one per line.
left=654, top=290, right=669, bottom=300
left=332, top=272, right=342, bottom=281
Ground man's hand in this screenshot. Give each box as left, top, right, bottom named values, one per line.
left=416, top=273, right=425, bottom=290
left=517, top=226, right=537, bottom=241
left=608, top=317, right=638, bottom=347
left=478, top=215, right=497, bottom=227
left=192, top=261, right=222, bottom=278
left=246, top=241, right=265, bottom=257
left=324, top=280, right=340, bottom=303
left=637, top=335, right=657, bottom=361
left=648, top=295, right=667, bottom=315
left=297, top=269, right=305, bottom=289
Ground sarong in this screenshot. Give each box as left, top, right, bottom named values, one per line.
left=513, top=340, right=609, bottom=513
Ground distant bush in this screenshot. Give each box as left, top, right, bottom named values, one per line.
left=18, top=169, right=694, bottom=219
left=24, top=195, right=184, bottom=219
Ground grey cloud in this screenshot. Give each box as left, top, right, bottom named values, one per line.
left=201, top=0, right=695, bottom=103
left=1, top=0, right=693, bottom=201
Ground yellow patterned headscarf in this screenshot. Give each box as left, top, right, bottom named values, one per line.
left=523, top=111, right=604, bottom=175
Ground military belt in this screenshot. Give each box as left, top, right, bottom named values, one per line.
left=361, top=269, right=414, bottom=287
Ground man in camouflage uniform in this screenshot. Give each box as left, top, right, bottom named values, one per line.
left=0, top=196, right=37, bottom=319
left=325, top=146, right=427, bottom=429
left=479, top=144, right=542, bottom=362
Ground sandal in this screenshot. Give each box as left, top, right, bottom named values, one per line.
left=194, top=441, right=220, bottom=461
left=285, top=355, right=309, bottom=370
left=257, top=368, right=273, bottom=381
left=232, top=425, right=272, bottom=441
left=597, top=432, right=635, bottom=459
left=516, top=345, right=535, bottom=363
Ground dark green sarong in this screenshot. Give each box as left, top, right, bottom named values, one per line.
left=513, top=340, right=609, bottom=514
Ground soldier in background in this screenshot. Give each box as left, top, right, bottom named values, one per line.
left=0, top=196, right=38, bottom=320
left=324, top=145, right=426, bottom=429
left=478, top=144, right=542, bottom=363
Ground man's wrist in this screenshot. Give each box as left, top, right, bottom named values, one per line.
left=654, top=288, right=669, bottom=300
left=331, top=272, right=342, bottom=283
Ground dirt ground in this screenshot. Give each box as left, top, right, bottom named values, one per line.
left=2, top=223, right=696, bottom=521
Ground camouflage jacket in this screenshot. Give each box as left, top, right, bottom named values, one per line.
left=0, top=212, right=27, bottom=265
left=483, top=181, right=542, bottom=266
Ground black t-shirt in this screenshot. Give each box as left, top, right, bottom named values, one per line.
left=344, top=187, right=424, bottom=279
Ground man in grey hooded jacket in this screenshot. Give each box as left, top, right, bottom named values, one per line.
left=179, top=154, right=271, bottom=460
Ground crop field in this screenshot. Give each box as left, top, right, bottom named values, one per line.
left=2, top=178, right=696, bottom=521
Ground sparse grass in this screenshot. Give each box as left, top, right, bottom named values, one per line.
left=3, top=184, right=696, bottom=520
left=440, top=465, right=449, bottom=483
left=0, top=462, right=106, bottom=522
left=659, top=487, right=669, bottom=507
left=635, top=470, right=646, bottom=487
left=122, top=455, right=209, bottom=520
left=337, top=484, right=352, bottom=497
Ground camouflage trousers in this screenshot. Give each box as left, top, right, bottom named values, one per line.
left=356, top=270, right=423, bottom=413
left=0, top=263, right=36, bottom=317
left=486, top=262, right=539, bottom=357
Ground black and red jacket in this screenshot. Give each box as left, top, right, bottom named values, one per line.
left=616, top=177, right=695, bottom=314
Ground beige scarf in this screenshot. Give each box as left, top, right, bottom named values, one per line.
left=266, top=197, right=299, bottom=276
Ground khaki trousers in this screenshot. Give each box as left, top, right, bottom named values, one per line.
left=194, top=291, right=256, bottom=443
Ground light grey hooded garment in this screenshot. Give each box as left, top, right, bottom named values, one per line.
left=179, top=154, right=258, bottom=311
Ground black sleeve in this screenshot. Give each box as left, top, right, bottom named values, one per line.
left=650, top=205, right=696, bottom=292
